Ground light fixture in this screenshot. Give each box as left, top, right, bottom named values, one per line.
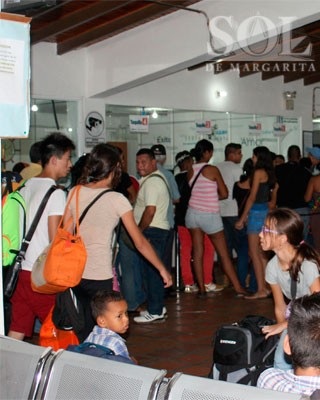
left=31, top=104, right=38, bottom=112
left=152, top=109, right=158, bottom=119
left=283, top=91, right=296, bottom=110
left=283, top=91, right=296, bottom=99
left=217, top=90, right=227, bottom=98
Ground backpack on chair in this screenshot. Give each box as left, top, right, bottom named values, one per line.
left=209, top=315, right=279, bottom=386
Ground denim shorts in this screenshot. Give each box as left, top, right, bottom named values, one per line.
left=247, top=203, right=268, bottom=234
left=185, top=208, right=223, bottom=235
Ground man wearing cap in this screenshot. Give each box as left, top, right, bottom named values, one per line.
left=307, top=146, right=320, bottom=176
left=150, top=144, right=180, bottom=278
left=276, top=145, right=311, bottom=241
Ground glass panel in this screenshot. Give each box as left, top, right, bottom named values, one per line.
left=4, top=99, right=78, bottom=171
left=105, top=104, right=301, bottom=172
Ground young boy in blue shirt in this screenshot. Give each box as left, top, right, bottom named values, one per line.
left=85, top=291, right=133, bottom=361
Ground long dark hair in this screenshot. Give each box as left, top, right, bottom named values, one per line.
left=266, top=208, right=320, bottom=281
left=190, top=139, right=213, bottom=162
left=252, top=146, right=276, bottom=187
left=79, top=143, right=121, bottom=188
left=239, top=158, right=254, bottom=183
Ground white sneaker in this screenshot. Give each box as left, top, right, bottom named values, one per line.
left=184, top=284, right=199, bottom=293
left=205, top=283, right=224, bottom=292
left=134, top=311, right=166, bottom=323
left=140, top=307, right=167, bottom=317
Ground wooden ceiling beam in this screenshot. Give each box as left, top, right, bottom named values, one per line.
left=31, top=0, right=137, bottom=44
left=56, top=1, right=192, bottom=54
left=304, top=71, right=320, bottom=85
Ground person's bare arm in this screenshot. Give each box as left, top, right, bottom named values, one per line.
left=138, top=205, right=156, bottom=231
left=235, top=169, right=263, bottom=229
left=48, top=215, right=62, bottom=241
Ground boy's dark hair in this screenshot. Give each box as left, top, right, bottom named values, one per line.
left=91, top=290, right=125, bottom=321
left=39, top=132, right=75, bottom=167
left=288, top=292, right=320, bottom=369
left=29, top=141, right=42, bottom=163
left=224, top=143, right=241, bottom=159
left=136, top=148, right=155, bottom=159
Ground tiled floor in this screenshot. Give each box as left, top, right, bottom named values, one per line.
left=126, top=285, right=274, bottom=378
left=26, top=272, right=274, bottom=379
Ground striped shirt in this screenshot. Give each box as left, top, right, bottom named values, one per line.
left=257, top=368, right=320, bottom=396
left=84, top=325, right=131, bottom=359
left=188, top=163, right=220, bottom=213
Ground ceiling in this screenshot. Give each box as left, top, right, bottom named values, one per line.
left=3, top=0, right=201, bottom=55
left=3, top=0, right=320, bottom=85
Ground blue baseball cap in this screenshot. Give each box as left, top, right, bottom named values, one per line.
left=307, top=147, right=320, bottom=160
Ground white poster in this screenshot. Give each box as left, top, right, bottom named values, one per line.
left=129, top=115, right=149, bottom=133
left=0, top=38, right=24, bottom=105
left=0, top=14, right=31, bottom=138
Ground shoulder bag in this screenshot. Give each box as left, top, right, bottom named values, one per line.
left=31, top=187, right=113, bottom=294
left=4, top=185, right=57, bottom=298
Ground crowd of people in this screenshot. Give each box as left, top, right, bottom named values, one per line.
left=2, top=134, right=320, bottom=396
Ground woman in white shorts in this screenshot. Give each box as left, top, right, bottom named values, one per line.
left=186, top=139, right=247, bottom=298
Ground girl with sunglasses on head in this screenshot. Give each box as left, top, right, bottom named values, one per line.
left=260, top=208, right=320, bottom=370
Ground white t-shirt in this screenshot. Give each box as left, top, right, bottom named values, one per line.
left=217, top=161, right=242, bottom=217
left=265, top=255, right=320, bottom=299
left=20, top=177, right=66, bottom=271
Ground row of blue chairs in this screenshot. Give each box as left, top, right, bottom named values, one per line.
left=0, top=335, right=307, bottom=400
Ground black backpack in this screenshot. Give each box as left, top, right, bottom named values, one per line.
left=209, top=315, right=279, bottom=386
left=52, top=288, right=85, bottom=339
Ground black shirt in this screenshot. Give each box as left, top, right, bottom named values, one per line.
left=275, top=161, right=311, bottom=208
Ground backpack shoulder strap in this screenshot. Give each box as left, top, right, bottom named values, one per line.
left=190, top=164, right=209, bottom=193
left=79, top=188, right=114, bottom=225
left=139, top=173, right=171, bottom=197
left=21, top=185, right=58, bottom=252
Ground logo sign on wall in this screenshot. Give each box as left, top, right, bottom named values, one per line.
left=129, top=115, right=149, bottom=133
left=248, top=121, right=262, bottom=135
left=195, top=120, right=212, bottom=135
left=273, top=123, right=286, bottom=136
left=85, top=111, right=105, bottom=147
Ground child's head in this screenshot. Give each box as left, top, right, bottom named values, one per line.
left=91, top=291, right=129, bottom=335
left=285, top=292, right=320, bottom=369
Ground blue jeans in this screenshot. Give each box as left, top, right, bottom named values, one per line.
left=139, top=227, right=170, bottom=315
left=222, top=216, right=239, bottom=258
left=236, top=227, right=257, bottom=293
left=117, top=235, right=146, bottom=311
left=247, top=203, right=268, bottom=234
left=274, top=329, right=292, bottom=370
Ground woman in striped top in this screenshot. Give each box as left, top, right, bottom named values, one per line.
left=186, top=139, right=247, bottom=298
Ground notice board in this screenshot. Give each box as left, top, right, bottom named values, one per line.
left=0, top=12, right=31, bottom=138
